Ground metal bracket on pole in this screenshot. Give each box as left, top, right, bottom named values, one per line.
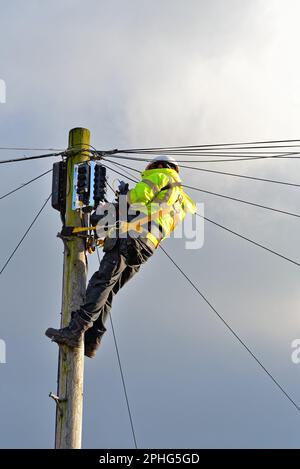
left=49, top=392, right=67, bottom=404
left=49, top=392, right=67, bottom=417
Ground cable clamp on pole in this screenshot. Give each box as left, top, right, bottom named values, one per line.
left=57, top=226, right=104, bottom=253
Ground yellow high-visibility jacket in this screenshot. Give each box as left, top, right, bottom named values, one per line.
left=127, top=168, right=196, bottom=246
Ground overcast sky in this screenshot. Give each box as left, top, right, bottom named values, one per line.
left=1, top=0, right=300, bottom=449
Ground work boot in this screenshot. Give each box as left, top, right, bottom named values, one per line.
left=84, top=317, right=106, bottom=358
left=45, top=311, right=92, bottom=348
left=84, top=336, right=102, bottom=359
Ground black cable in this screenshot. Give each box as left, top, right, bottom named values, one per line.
left=0, top=169, right=53, bottom=201
left=105, top=160, right=141, bottom=183
left=102, top=159, right=300, bottom=219
left=160, top=245, right=300, bottom=413
left=2, top=139, right=300, bottom=155
left=0, top=147, right=64, bottom=151
left=100, top=160, right=300, bottom=413
left=116, top=138, right=300, bottom=152
left=104, top=158, right=300, bottom=414
left=109, top=313, right=138, bottom=449
left=103, top=159, right=140, bottom=174
left=104, top=158, right=300, bottom=189
left=106, top=179, right=115, bottom=193
left=102, top=162, right=300, bottom=267
left=200, top=214, right=300, bottom=268
left=101, top=162, right=138, bottom=184
left=0, top=194, right=51, bottom=275
left=96, top=248, right=138, bottom=449
left=99, top=151, right=300, bottom=164
left=118, top=149, right=300, bottom=155
left=117, top=150, right=291, bottom=155
left=113, top=150, right=300, bottom=158
left=186, top=156, right=300, bottom=164
left=183, top=184, right=300, bottom=219
left=102, top=161, right=300, bottom=264
left=0, top=151, right=64, bottom=165
left=113, top=165, right=140, bottom=181
left=179, top=165, right=300, bottom=188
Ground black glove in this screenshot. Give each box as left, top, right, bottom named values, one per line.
left=118, top=181, right=129, bottom=195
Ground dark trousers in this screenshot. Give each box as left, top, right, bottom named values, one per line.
left=79, top=237, right=154, bottom=346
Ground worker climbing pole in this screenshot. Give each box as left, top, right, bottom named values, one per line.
left=47, top=132, right=196, bottom=448
left=49, top=127, right=110, bottom=448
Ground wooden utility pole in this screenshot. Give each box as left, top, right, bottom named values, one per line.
left=55, top=127, right=90, bottom=449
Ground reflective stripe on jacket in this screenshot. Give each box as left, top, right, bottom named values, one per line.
left=127, top=168, right=196, bottom=245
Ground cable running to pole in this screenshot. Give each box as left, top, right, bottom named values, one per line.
left=103, top=157, right=300, bottom=188
left=0, top=194, right=51, bottom=275
left=160, top=245, right=300, bottom=413
left=102, top=162, right=300, bottom=267
left=0, top=151, right=65, bottom=165
left=96, top=248, right=138, bottom=449
left=101, top=158, right=300, bottom=219
left=0, top=169, right=53, bottom=201
left=98, top=151, right=300, bottom=164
